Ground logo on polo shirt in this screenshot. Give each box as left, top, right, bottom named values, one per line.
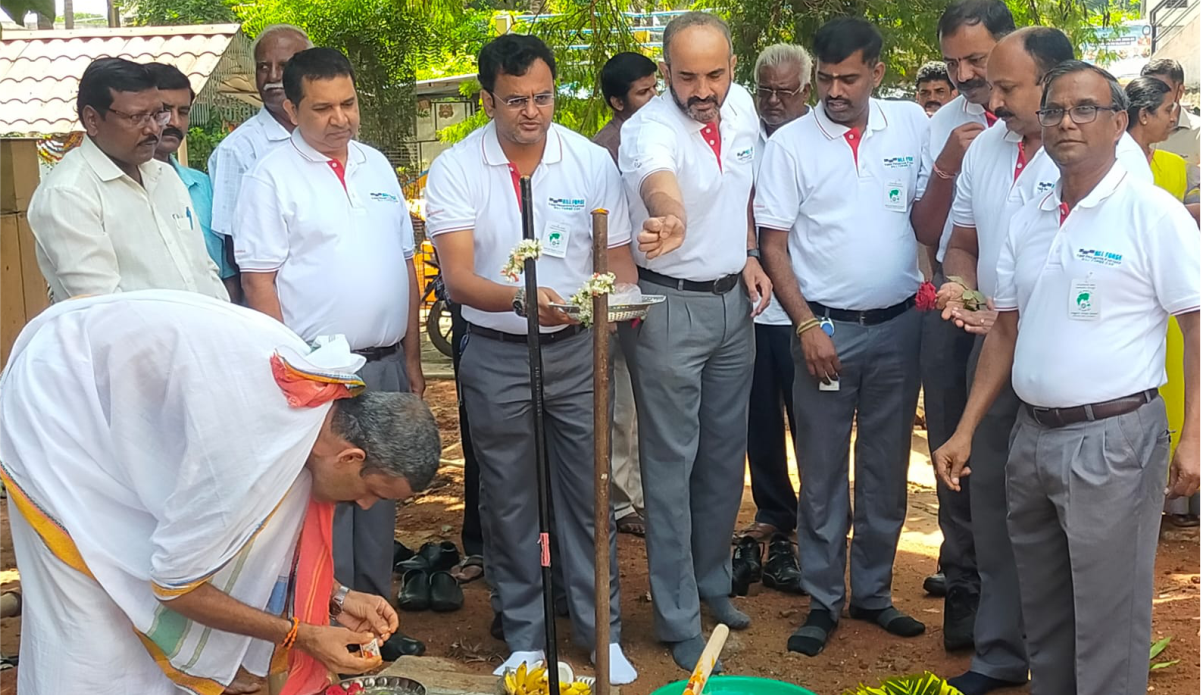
left=1036, top=181, right=1055, bottom=193
left=882, top=156, right=914, bottom=169
left=735, top=147, right=754, bottom=163
left=1075, top=248, right=1123, bottom=267
left=370, top=192, right=400, bottom=203
left=548, top=197, right=586, bottom=211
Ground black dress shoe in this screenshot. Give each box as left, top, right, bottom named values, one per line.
left=418, top=540, right=461, bottom=572
left=429, top=570, right=465, bottom=612
left=762, top=533, right=806, bottom=595
left=397, top=567, right=431, bottom=611
left=923, top=571, right=947, bottom=597
left=730, top=535, right=762, bottom=597
left=380, top=631, right=425, bottom=660
left=393, top=540, right=415, bottom=570
left=943, top=586, right=978, bottom=651
left=490, top=611, right=505, bottom=641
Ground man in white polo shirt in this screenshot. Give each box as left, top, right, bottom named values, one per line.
left=907, top=0, right=1015, bottom=629
left=233, top=47, right=426, bottom=661
left=617, top=12, right=771, bottom=671
left=756, top=17, right=929, bottom=658
left=425, top=34, right=638, bottom=684
left=28, top=58, right=227, bottom=304
left=208, top=24, right=311, bottom=301
left=936, top=61, right=1199, bottom=695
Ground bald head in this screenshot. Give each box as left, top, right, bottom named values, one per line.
left=660, top=12, right=736, bottom=123
left=252, top=25, right=313, bottom=116
left=987, top=27, right=1073, bottom=137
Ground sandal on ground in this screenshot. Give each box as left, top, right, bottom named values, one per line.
left=450, top=554, right=484, bottom=583
left=617, top=512, right=647, bottom=537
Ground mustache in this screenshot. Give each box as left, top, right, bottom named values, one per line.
left=825, top=97, right=850, bottom=107
left=958, top=78, right=988, bottom=93
left=161, top=127, right=184, bottom=141
left=924, top=101, right=942, bottom=109
left=993, top=106, right=1015, bottom=119
left=264, top=81, right=284, bottom=91
left=139, top=136, right=160, bottom=146
left=687, top=95, right=718, bottom=109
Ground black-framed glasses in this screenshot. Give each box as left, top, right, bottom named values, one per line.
left=1037, top=104, right=1122, bottom=127
left=756, top=85, right=804, bottom=101
left=105, top=107, right=171, bottom=128
left=495, top=92, right=555, bottom=110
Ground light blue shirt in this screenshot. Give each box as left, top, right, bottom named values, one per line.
left=170, top=156, right=235, bottom=279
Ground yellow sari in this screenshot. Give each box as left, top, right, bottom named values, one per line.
left=1151, top=149, right=1188, bottom=457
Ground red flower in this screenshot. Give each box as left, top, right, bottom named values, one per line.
left=346, top=685, right=365, bottom=696
left=915, top=281, right=938, bottom=311
left=325, top=686, right=347, bottom=695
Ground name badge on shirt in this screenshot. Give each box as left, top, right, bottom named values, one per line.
left=542, top=221, right=571, bottom=258
left=884, top=179, right=908, bottom=212
left=1068, top=279, right=1100, bottom=320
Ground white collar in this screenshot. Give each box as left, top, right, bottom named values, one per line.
left=1040, top=162, right=1129, bottom=213
left=255, top=107, right=292, bottom=142
left=288, top=128, right=366, bottom=167
left=480, top=121, right=563, bottom=167
left=813, top=99, right=888, bottom=140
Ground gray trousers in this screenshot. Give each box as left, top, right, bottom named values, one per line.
left=793, top=307, right=921, bottom=616
left=459, top=329, right=620, bottom=652
left=1006, top=398, right=1169, bottom=694
left=334, top=348, right=409, bottom=598
left=920, top=304, right=978, bottom=593
left=965, top=340, right=1027, bottom=681
left=611, top=344, right=644, bottom=520
left=620, top=279, right=754, bottom=642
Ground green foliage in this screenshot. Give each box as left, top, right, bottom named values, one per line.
left=418, top=9, right=494, bottom=81
left=850, top=672, right=963, bottom=695
left=128, top=0, right=237, bottom=26
left=183, top=120, right=227, bottom=172
left=236, top=0, right=433, bottom=149
left=1149, top=636, right=1180, bottom=671
left=707, top=0, right=1101, bottom=87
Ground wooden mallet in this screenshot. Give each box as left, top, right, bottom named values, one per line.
left=682, top=624, right=730, bottom=695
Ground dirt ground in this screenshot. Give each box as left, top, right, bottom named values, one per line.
left=1, top=378, right=1197, bottom=694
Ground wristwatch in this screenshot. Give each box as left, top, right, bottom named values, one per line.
left=513, top=287, right=527, bottom=317
left=330, top=584, right=350, bottom=617
left=746, top=248, right=761, bottom=259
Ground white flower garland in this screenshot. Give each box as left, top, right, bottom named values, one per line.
left=501, top=239, right=543, bottom=283
left=568, top=272, right=617, bottom=327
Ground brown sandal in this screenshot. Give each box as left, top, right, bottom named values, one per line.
left=617, top=512, right=646, bottom=537
left=734, top=521, right=779, bottom=543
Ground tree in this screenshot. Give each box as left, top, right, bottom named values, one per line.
left=0, top=0, right=53, bottom=26
left=704, top=0, right=1101, bottom=87
left=128, top=0, right=236, bottom=26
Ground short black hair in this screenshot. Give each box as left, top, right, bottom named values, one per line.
left=477, top=34, right=557, bottom=94
left=76, top=57, right=157, bottom=121
left=916, top=61, right=953, bottom=88
left=600, top=52, right=657, bottom=108
left=813, top=17, right=883, bottom=66
left=1041, top=60, right=1129, bottom=112
left=282, top=47, right=356, bottom=106
left=938, top=0, right=1016, bottom=41
left=145, top=62, right=195, bottom=102
left=1141, top=58, right=1185, bottom=85
left=1125, top=76, right=1172, bottom=130
left=1019, top=27, right=1075, bottom=78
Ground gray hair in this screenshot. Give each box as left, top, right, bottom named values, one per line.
left=1041, top=59, right=1129, bottom=112
left=662, top=11, right=732, bottom=65
left=754, top=44, right=813, bottom=89
left=331, top=391, right=441, bottom=491
left=251, top=24, right=313, bottom=61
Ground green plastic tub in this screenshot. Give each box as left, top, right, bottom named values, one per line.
left=650, top=675, right=815, bottom=695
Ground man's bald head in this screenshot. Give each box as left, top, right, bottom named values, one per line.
left=659, top=12, right=736, bottom=123
left=252, top=24, right=313, bottom=116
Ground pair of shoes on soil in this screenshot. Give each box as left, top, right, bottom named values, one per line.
left=762, top=534, right=806, bottom=595
left=946, top=670, right=1028, bottom=695
left=397, top=541, right=464, bottom=612
left=730, top=535, right=762, bottom=596
left=733, top=521, right=778, bottom=543
left=787, top=605, right=925, bottom=657
left=943, top=586, right=978, bottom=652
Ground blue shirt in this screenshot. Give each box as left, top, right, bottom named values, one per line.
left=170, top=157, right=235, bottom=279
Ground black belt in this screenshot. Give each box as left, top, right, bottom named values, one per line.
left=1025, top=389, right=1157, bottom=429
left=807, top=296, right=915, bottom=326
left=638, top=267, right=741, bottom=294
left=467, top=322, right=586, bottom=345
left=353, top=342, right=400, bottom=361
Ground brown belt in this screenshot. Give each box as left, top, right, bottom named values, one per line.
left=1025, top=389, right=1158, bottom=429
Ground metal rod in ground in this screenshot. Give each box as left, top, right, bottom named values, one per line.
left=590, top=208, right=611, bottom=694
left=519, top=175, right=559, bottom=693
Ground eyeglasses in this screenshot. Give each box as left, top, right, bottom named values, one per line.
left=105, top=107, right=171, bottom=128
left=1036, top=104, right=1122, bottom=127
left=756, top=85, right=804, bottom=101
left=495, top=92, right=555, bottom=110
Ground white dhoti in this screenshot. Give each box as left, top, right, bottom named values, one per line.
left=0, top=290, right=363, bottom=694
